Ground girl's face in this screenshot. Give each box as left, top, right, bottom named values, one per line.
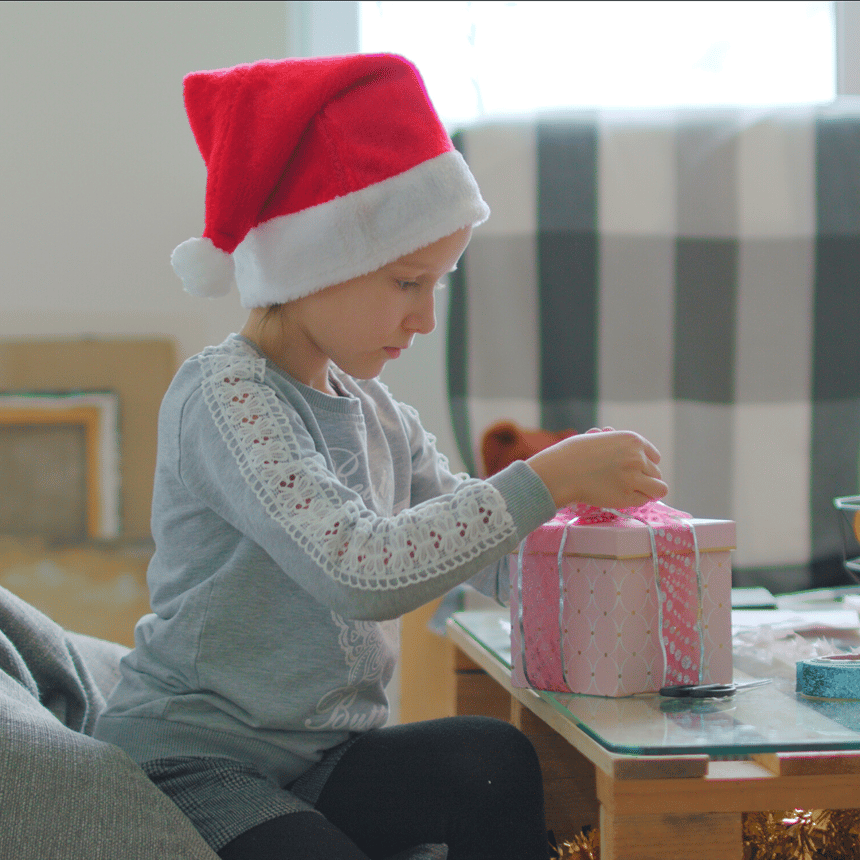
left=253, top=226, right=472, bottom=393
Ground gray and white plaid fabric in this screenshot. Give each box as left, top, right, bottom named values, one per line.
left=143, top=751, right=448, bottom=859
left=142, top=757, right=317, bottom=851
left=448, top=100, right=860, bottom=591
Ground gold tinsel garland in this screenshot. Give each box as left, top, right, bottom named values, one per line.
left=552, top=828, right=600, bottom=860
left=550, top=810, right=860, bottom=860
left=551, top=827, right=599, bottom=860
left=741, top=809, right=860, bottom=859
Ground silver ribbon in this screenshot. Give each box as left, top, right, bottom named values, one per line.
left=555, top=519, right=577, bottom=691
left=515, top=535, right=537, bottom=688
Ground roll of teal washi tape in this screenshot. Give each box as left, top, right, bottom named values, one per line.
left=796, top=654, right=860, bottom=700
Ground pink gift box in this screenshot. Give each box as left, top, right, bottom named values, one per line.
left=510, top=508, right=734, bottom=696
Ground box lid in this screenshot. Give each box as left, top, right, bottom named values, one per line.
left=524, top=508, right=735, bottom=558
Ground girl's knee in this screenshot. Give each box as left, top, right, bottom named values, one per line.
left=447, top=716, right=543, bottom=785
left=457, top=715, right=538, bottom=756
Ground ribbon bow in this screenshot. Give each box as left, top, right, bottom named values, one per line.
left=566, top=499, right=691, bottom=526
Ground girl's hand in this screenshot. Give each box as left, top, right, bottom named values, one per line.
left=526, top=430, right=668, bottom=510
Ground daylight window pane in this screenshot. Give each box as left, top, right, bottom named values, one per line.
left=360, top=1, right=836, bottom=126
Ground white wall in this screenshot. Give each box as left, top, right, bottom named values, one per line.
left=0, top=0, right=279, bottom=363
left=0, top=0, right=464, bottom=472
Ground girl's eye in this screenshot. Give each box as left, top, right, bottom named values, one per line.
left=396, top=279, right=421, bottom=290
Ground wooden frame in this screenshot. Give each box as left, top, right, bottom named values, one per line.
left=0, top=339, right=176, bottom=540
left=0, top=394, right=120, bottom=539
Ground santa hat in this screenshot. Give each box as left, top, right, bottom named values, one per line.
left=171, top=53, right=489, bottom=308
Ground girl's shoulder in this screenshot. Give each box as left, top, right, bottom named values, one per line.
left=196, top=335, right=267, bottom=383
left=169, top=335, right=265, bottom=387
left=160, top=335, right=269, bottom=420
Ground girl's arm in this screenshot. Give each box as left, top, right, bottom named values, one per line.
left=176, top=363, right=555, bottom=621
left=392, top=404, right=669, bottom=608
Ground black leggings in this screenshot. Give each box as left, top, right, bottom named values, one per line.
left=219, top=716, right=549, bottom=860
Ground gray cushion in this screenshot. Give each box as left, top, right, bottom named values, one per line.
left=0, top=585, right=217, bottom=858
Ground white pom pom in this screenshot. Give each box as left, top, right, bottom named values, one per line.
left=171, top=237, right=236, bottom=298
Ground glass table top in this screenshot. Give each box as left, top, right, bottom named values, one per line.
left=451, top=608, right=860, bottom=757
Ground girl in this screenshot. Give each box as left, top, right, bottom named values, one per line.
left=95, top=54, right=667, bottom=860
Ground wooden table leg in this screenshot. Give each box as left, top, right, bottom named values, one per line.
left=599, top=807, right=742, bottom=860
left=511, top=699, right=601, bottom=841
left=593, top=763, right=758, bottom=859
left=454, top=649, right=514, bottom=722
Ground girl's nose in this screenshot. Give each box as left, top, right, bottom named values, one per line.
left=405, top=290, right=436, bottom=335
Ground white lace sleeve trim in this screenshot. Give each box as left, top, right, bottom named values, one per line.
left=199, top=346, right=517, bottom=591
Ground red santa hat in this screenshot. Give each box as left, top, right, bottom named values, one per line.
left=171, top=53, right=489, bottom=308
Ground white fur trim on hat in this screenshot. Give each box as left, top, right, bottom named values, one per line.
left=171, top=237, right=237, bottom=299
left=232, top=150, right=489, bottom=308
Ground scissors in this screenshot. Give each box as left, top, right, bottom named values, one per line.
left=659, top=679, right=772, bottom=698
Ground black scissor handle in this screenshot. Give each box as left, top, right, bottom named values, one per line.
left=659, top=683, right=737, bottom=698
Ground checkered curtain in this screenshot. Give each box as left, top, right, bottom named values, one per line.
left=448, top=101, right=860, bottom=591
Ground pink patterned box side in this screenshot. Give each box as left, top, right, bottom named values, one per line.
left=510, top=519, right=734, bottom=696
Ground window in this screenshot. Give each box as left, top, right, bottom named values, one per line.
left=360, top=1, right=836, bottom=127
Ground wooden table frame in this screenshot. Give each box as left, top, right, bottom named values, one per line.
left=447, top=617, right=860, bottom=860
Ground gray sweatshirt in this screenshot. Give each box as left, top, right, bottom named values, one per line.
left=94, top=334, right=555, bottom=786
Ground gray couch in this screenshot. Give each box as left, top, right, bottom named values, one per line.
left=0, top=584, right=218, bottom=858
